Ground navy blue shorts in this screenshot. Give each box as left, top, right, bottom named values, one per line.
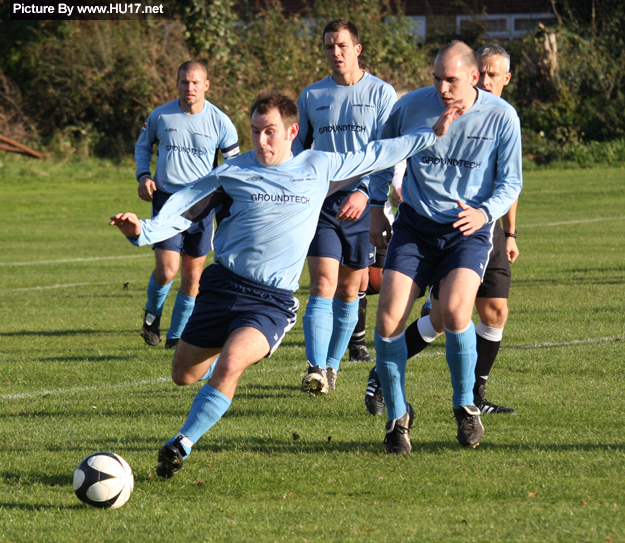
left=181, top=264, right=299, bottom=355
left=385, top=203, right=495, bottom=297
left=477, top=220, right=511, bottom=299
left=152, top=189, right=214, bottom=257
left=307, top=191, right=375, bottom=269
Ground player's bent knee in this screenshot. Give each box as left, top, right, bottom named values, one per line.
left=479, top=299, right=509, bottom=328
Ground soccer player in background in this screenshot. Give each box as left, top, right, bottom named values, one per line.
left=110, top=90, right=463, bottom=478
left=134, top=61, right=239, bottom=349
left=294, top=19, right=398, bottom=394
left=368, top=41, right=522, bottom=454
left=367, top=44, right=520, bottom=417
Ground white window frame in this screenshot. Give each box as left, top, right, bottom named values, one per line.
left=456, top=12, right=556, bottom=39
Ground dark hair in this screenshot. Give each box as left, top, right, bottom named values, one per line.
left=250, top=90, right=299, bottom=127
left=436, top=40, right=478, bottom=72
left=177, top=61, right=208, bottom=81
left=322, top=19, right=360, bottom=45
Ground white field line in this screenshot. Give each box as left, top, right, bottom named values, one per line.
left=0, top=377, right=171, bottom=401
left=1, top=281, right=134, bottom=292
left=1, top=336, right=620, bottom=402
left=523, top=216, right=625, bottom=228
left=0, top=254, right=152, bottom=267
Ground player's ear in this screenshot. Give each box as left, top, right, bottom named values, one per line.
left=287, top=122, right=300, bottom=141
left=503, top=72, right=512, bottom=86
left=470, top=69, right=480, bottom=86
left=355, top=43, right=362, bottom=56
left=205, top=79, right=210, bottom=92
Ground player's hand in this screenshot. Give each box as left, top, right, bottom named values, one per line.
left=453, top=200, right=486, bottom=236
left=138, top=177, right=157, bottom=202
left=336, top=191, right=368, bottom=222
left=506, top=237, right=520, bottom=263
left=370, top=207, right=392, bottom=249
left=109, top=213, right=141, bottom=238
left=390, top=186, right=402, bottom=207
left=432, top=100, right=465, bottom=138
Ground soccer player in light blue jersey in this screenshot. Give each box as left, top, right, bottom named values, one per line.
left=134, top=61, right=239, bottom=349
left=368, top=41, right=523, bottom=454
left=294, top=19, right=398, bottom=394
left=396, top=44, right=521, bottom=416
left=110, top=90, right=463, bottom=477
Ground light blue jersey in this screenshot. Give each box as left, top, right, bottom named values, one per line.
left=370, top=87, right=522, bottom=223
left=135, top=99, right=240, bottom=194
left=130, top=129, right=436, bottom=292
left=293, top=73, right=397, bottom=193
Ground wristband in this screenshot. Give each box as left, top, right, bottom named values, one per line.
left=504, top=230, right=518, bottom=238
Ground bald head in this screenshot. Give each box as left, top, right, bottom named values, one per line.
left=432, top=41, right=479, bottom=109
left=435, top=41, right=478, bottom=73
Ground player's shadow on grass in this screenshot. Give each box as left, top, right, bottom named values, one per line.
left=191, top=437, right=625, bottom=455
left=0, top=503, right=85, bottom=511
left=0, top=329, right=128, bottom=338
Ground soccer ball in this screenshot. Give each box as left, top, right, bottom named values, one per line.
left=73, top=452, right=134, bottom=509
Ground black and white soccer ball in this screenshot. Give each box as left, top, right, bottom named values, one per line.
left=73, top=452, right=134, bottom=509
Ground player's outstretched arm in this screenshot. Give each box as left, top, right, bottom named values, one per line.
left=432, top=100, right=465, bottom=138
left=109, top=213, right=141, bottom=238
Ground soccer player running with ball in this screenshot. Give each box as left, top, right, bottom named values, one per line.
left=110, top=90, right=463, bottom=478
left=367, top=41, right=522, bottom=454
left=294, top=19, right=398, bottom=394
left=134, top=61, right=239, bottom=349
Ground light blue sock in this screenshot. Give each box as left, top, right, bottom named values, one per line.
left=179, top=383, right=232, bottom=446
left=423, top=290, right=433, bottom=311
left=374, top=329, right=408, bottom=421
left=145, top=273, right=173, bottom=316
left=445, top=322, right=478, bottom=408
left=199, top=358, right=218, bottom=381
left=167, top=292, right=195, bottom=340
left=302, top=295, right=333, bottom=369
left=326, top=297, right=359, bottom=371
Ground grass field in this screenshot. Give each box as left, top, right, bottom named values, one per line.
left=0, top=156, right=624, bottom=542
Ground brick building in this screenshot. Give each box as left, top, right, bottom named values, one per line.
left=276, top=0, right=556, bottom=40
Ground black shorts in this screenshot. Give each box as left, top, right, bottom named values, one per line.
left=476, top=221, right=511, bottom=299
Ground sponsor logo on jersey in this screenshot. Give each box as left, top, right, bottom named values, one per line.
left=420, top=156, right=482, bottom=169
left=192, top=132, right=212, bottom=138
left=353, top=104, right=375, bottom=108
left=316, top=105, right=330, bottom=110
left=291, top=177, right=316, bottom=182
left=246, top=176, right=264, bottom=181
left=251, top=193, right=311, bottom=205
left=467, top=135, right=494, bottom=141
left=164, top=128, right=177, bottom=132
left=318, top=124, right=366, bottom=135
left=141, top=122, right=147, bottom=132
left=165, top=145, right=206, bottom=157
